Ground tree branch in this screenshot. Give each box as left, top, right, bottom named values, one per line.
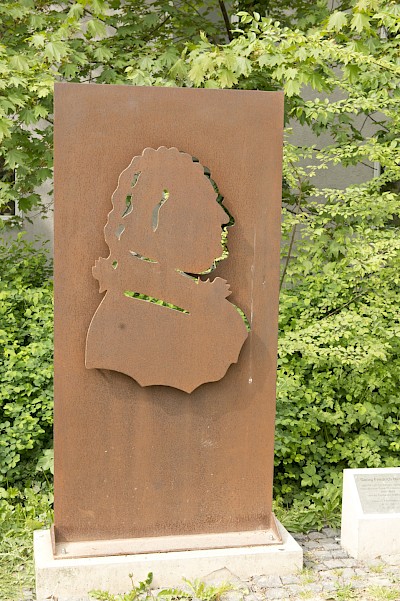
left=142, top=15, right=171, bottom=42
left=280, top=223, right=297, bottom=291
left=218, top=0, right=233, bottom=42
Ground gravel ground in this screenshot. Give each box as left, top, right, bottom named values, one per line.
left=27, top=528, right=400, bottom=601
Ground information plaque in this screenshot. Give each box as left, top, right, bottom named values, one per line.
left=355, top=473, right=400, bottom=514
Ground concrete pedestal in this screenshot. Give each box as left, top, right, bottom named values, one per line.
left=34, top=520, right=302, bottom=601
left=341, top=468, right=400, bottom=560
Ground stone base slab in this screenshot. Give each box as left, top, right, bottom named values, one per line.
left=34, top=520, right=302, bottom=600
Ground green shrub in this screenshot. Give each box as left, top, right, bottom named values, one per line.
left=274, top=179, right=400, bottom=523
left=0, top=234, right=53, bottom=489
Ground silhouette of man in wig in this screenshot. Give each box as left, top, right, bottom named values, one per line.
left=86, top=147, right=248, bottom=393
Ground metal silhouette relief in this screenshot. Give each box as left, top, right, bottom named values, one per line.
left=85, top=146, right=248, bottom=393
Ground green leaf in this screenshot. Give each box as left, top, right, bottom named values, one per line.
left=30, top=34, right=46, bottom=49
left=350, top=12, right=370, bottom=32
left=33, top=105, right=48, bottom=119
left=219, top=68, right=238, bottom=88
left=158, top=47, right=178, bottom=68
left=169, top=58, right=187, bottom=80
left=0, top=118, right=11, bottom=142
left=5, top=149, right=28, bottom=170
left=284, top=79, right=301, bottom=97
left=68, top=3, right=84, bottom=19
left=235, top=56, right=251, bottom=76
left=188, top=61, right=206, bottom=86
left=9, top=55, right=30, bottom=73
left=258, top=53, right=274, bottom=67
left=138, top=56, right=153, bottom=71
left=204, top=79, right=219, bottom=88
left=36, top=449, right=54, bottom=474
left=43, top=41, right=68, bottom=62
left=62, top=63, right=78, bottom=79
left=86, top=19, right=106, bottom=39
left=93, top=46, right=113, bottom=62
left=297, top=47, right=308, bottom=62
left=89, top=0, right=107, bottom=16
left=344, top=64, right=361, bottom=83
left=20, top=108, right=36, bottom=125
left=327, top=11, right=348, bottom=32
left=285, top=67, right=298, bottom=80
left=309, top=71, right=326, bottom=91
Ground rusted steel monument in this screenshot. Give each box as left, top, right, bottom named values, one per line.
left=52, top=83, right=285, bottom=559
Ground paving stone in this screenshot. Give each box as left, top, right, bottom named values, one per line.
left=286, top=584, right=302, bottom=595
left=221, top=591, right=247, bottom=601
left=320, top=581, right=337, bottom=592
left=305, top=583, right=323, bottom=592
left=293, top=534, right=308, bottom=543
left=340, top=557, right=358, bottom=568
left=322, top=528, right=340, bottom=537
left=314, top=563, right=330, bottom=571
left=244, top=594, right=262, bottom=601
left=322, top=543, right=342, bottom=551
left=265, top=588, right=288, bottom=600
left=382, top=553, right=400, bottom=566
left=255, top=575, right=282, bottom=588
left=57, top=598, right=89, bottom=601
left=302, top=541, right=320, bottom=549
left=318, top=570, right=339, bottom=581
left=310, top=550, right=334, bottom=561
left=323, top=559, right=345, bottom=569
left=339, top=567, right=356, bottom=578
left=365, top=577, right=394, bottom=587
left=330, top=549, right=349, bottom=559
left=367, top=558, right=386, bottom=568
left=280, top=575, right=300, bottom=585
left=307, top=531, right=324, bottom=540
left=319, top=537, right=339, bottom=546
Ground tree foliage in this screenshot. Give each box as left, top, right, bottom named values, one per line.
left=0, top=0, right=233, bottom=217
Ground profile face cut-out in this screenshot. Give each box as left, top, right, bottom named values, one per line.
left=85, top=147, right=249, bottom=393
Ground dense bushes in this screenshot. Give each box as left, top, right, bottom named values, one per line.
left=274, top=179, right=400, bottom=528
left=0, top=236, right=53, bottom=491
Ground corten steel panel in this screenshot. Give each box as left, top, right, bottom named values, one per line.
left=54, top=83, right=283, bottom=543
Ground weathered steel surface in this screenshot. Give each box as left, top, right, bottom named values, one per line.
left=85, top=147, right=248, bottom=392
left=54, top=84, right=283, bottom=543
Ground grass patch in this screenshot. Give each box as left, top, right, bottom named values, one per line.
left=369, top=564, right=385, bottom=574
left=366, top=587, right=400, bottom=601
left=0, top=486, right=53, bottom=601
left=299, top=568, right=315, bottom=585
left=90, top=573, right=236, bottom=601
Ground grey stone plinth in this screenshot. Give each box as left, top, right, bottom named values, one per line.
left=34, top=520, right=302, bottom=601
